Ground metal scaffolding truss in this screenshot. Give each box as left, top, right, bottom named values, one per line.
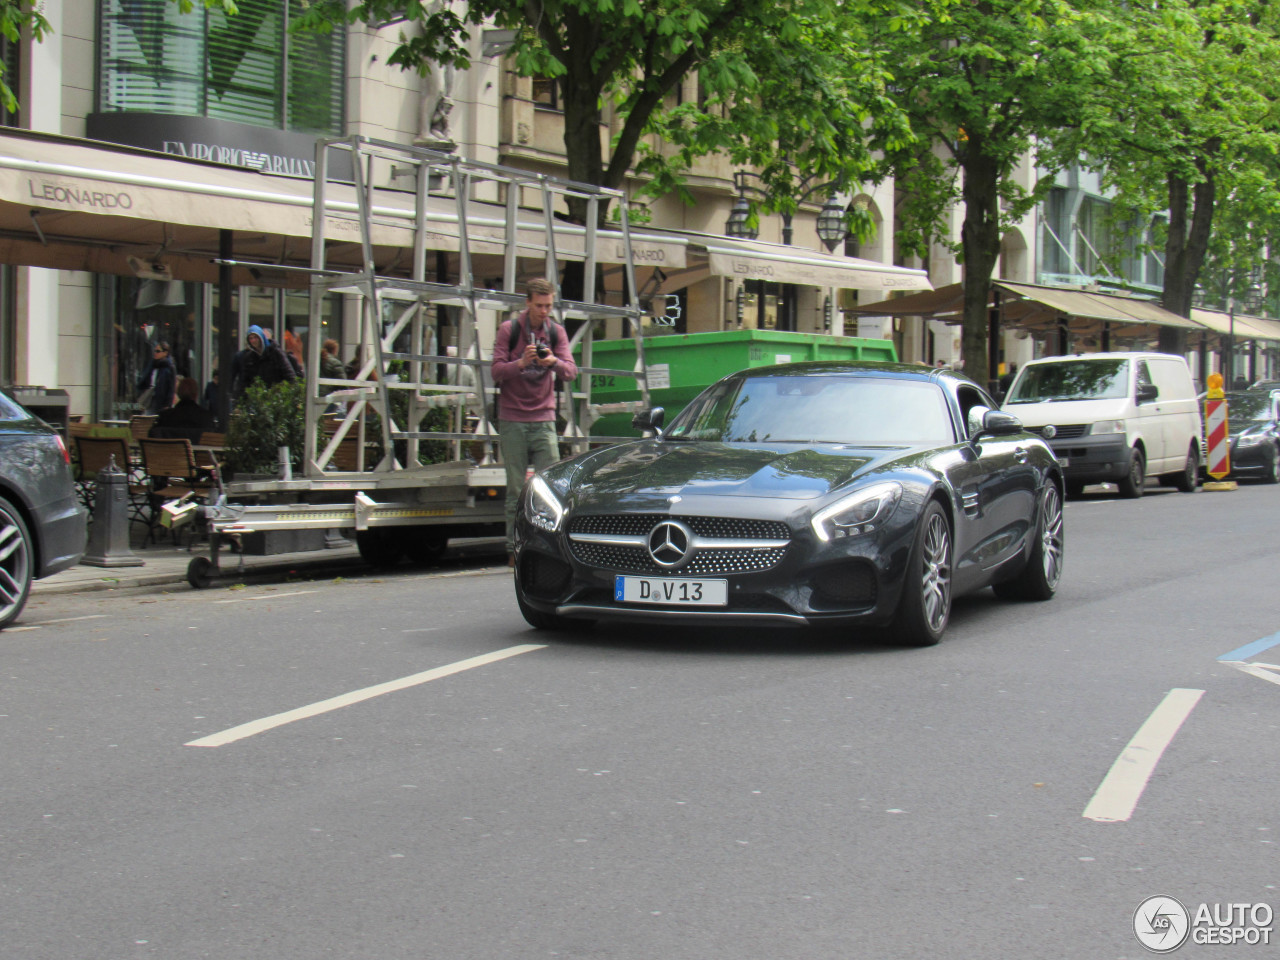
left=301, top=136, right=652, bottom=479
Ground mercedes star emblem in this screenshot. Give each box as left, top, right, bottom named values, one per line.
left=648, top=520, right=694, bottom=569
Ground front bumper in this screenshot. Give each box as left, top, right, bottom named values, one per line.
left=1043, top=435, right=1130, bottom=482
left=514, top=513, right=915, bottom=628
left=1225, top=440, right=1277, bottom=476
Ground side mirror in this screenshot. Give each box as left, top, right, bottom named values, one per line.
left=631, top=406, right=665, bottom=436
left=1137, top=383, right=1159, bottom=403
left=970, top=407, right=1023, bottom=439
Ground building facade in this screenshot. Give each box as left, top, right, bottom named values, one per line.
left=1, top=2, right=1043, bottom=420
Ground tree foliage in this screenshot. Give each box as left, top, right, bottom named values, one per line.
left=862, top=0, right=1123, bottom=384
left=297, top=0, right=917, bottom=228
left=1060, top=0, right=1280, bottom=334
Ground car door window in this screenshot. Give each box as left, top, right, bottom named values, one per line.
left=1135, top=361, right=1155, bottom=401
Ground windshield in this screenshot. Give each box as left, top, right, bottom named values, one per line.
left=1006, top=358, right=1130, bottom=403
left=1224, top=394, right=1275, bottom=422
left=665, top=375, right=955, bottom=446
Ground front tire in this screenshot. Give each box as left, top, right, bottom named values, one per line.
left=1167, top=444, right=1199, bottom=492
left=355, top=528, right=404, bottom=568
left=0, top=496, right=34, bottom=630
left=892, top=501, right=952, bottom=647
left=993, top=482, right=1064, bottom=601
left=1117, top=448, right=1146, bottom=498
left=400, top=527, right=448, bottom=564
left=1262, top=444, right=1280, bottom=484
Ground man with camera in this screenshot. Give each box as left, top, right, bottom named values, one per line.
left=491, top=278, right=578, bottom=566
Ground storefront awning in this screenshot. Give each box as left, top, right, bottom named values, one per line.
left=0, top=128, right=686, bottom=284
left=853, top=280, right=1206, bottom=333
left=848, top=282, right=963, bottom=316
left=699, top=234, right=931, bottom=291
left=994, top=281, right=1204, bottom=330
left=1189, top=307, right=1280, bottom=342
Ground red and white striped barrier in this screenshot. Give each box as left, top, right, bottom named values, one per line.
left=1204, top=374, right=1231, bottom=481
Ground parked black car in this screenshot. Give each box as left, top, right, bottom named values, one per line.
left=513, top=362, right=1064, bottom=646
left=1220, top=391, right=1280, bottom=483
left=0, top=388, right=87, bottom=629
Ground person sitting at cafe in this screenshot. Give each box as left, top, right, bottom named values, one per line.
left=150, top=377, right=217, bottom=441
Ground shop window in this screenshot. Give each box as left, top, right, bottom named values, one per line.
left=95, top=275, right=205, bottom=421
left=740, top=281, right=786, bottom=331
left=98, top=0, right=344, bottom=134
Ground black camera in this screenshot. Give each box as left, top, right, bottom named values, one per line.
left=535, top=342, right=551, bottom=359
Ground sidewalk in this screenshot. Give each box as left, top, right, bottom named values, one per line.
left=33, top=527, right=507, bottom=595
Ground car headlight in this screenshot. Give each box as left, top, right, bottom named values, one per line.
left=1235, top=432, right=1264, bottom=447
left=1091, top=419, right=1127, bottom=435
left=526, top=474, right=565, bottom=532
left=811, top=481, right=902, bottom=542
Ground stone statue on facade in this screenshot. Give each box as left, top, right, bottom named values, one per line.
left=416, top=58, right=457, bottom=150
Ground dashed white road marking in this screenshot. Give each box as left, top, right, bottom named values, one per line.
left=213, top=590, right=317, bottom=604
left=1083, top=688, right=1204, bottom=823
left=26, top=615, right=108, bottom=625
left=186, top=644, right=546, bottom=747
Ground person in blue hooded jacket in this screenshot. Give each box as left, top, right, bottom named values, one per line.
left=231, top=324, right=297, bottom=400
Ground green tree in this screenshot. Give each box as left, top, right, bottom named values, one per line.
left=296, top=0, right=916, bottom=231
left=1064, top=0, right=1280, bottom=344
left=863, top=0, right=1122, bottom=385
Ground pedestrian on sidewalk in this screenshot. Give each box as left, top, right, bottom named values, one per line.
left=490, top=278, right=576, bottom=566
left=136, top=341, right=177, bottom=414
left=231, top=324, right=296, bottom=400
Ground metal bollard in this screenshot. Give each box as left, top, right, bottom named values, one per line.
left=82, top=455, right=145, bottom=568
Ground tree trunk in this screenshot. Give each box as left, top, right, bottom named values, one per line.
left=556, top=77, right=608, bottom=303
left=959, top=149, right=1002, bottom=389
left=1159, top=164, right=1216, bottom=354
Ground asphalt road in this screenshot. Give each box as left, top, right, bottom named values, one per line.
left=3, top=482, right=1279, bottom=959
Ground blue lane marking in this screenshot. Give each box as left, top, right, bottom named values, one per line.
left=1217, top=632, right=1280, bottom=662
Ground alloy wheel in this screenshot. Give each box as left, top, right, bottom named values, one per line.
left=0, top=500, right=33, bottom=627
left=920, top=512, right=952, bottom=632
left=1039, top=484, right=1065, bottom=588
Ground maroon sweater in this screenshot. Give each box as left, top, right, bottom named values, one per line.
left=490, top=311, right=577, bottom=422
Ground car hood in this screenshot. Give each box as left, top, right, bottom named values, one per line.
left=1000, top=397, right=1128, bottom=426
left=563, top=440, right=908, bottom=508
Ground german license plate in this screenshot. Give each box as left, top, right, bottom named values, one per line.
left=615, top=575, right=728, bottom=606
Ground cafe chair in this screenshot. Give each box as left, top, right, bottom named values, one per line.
left=73, top=435, right=151, bottom=533
left=137, top=437, right=216, bottom=545
left=129, top=415, right=158, bottom=447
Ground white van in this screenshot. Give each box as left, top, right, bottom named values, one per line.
left=1001, top=351, right=1202, bottom=498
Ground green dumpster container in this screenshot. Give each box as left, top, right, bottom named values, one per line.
left=574, top=329, right=898, bottom=438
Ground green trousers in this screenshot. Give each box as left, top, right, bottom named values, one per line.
left=499, top=419, right=559, bottom=552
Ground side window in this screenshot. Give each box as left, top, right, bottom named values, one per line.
left=1135, top=361, right=1156, bottom=400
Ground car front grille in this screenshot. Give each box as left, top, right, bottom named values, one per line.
left=569, top=515, right=789, bottom=539
left=1031, top=424, right=1088, bottom=439
left=567, top=514, right=790, bottom=577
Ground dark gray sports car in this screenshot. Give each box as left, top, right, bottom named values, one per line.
left=0, top=388, right=87, bottom=629
left=513, top=361, right=1064, bottom=645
